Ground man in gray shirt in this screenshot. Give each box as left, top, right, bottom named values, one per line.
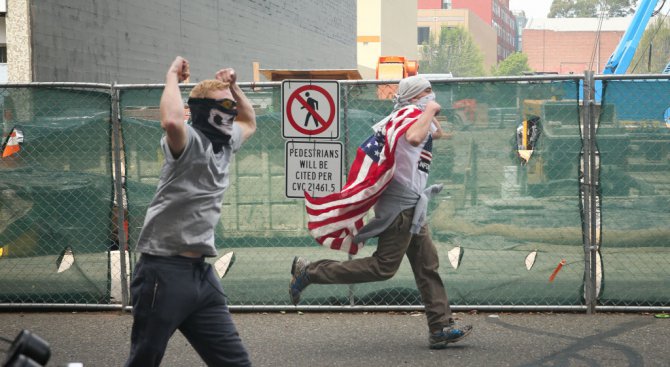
left=125, top=56, right=256, bottom=367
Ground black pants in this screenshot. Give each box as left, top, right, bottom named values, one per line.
left=125, top=254, right=251, bottom=367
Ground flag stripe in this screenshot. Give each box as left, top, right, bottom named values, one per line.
left=307, top=190, right=384, bottom=234
left=305, top=167, right=394, bottom=215
left=304, top=106, right=422, bottom=254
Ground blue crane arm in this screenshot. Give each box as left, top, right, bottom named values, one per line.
left=602, top=0, right=659, bottom=74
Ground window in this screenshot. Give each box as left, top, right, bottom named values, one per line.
left=441, top=25, right=454, bottom=33
left=418, top=27, right=430, bottom=45
left=0, top=45, right=6, bottom=63
left=442, top=0, right=451, bottom=9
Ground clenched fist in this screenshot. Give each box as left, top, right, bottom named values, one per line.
left=169, top=56, right=190, bottom=83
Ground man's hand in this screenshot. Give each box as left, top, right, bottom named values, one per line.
left=215, top=68, right=256, bottom=142
left=425, top=100, right=441, bottom=117
left=168, top=56, right=190, bottom=83
left=405, top=100, right=442, bottom=146
left=215, top=68, right=237, bottom=85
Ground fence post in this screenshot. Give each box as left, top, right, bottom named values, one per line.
left=581, top=71, right=598, bottom=314
left=111, top=83, right=130, bottom=309
left=341, top=83, right=357, bottom=306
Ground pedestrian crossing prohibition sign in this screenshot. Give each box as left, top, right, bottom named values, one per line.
left=282, top=80, right=339, bottom=139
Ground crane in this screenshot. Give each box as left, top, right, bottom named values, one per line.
left=522, top=0, right=668, bottom=186
left=587, top=0, right=664, bottom=101
left=601, top=0, right=660, bottom=75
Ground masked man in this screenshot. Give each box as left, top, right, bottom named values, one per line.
left=291, top=75, right=472, bottom=350
left=125, top=56, right=255, bottom=367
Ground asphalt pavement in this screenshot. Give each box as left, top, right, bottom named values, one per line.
left=1, top=310, right=669, bottom=367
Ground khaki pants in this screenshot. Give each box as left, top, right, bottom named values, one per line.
left=306, top=208, right=453, bottom=332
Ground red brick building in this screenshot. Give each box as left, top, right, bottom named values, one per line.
left=419, top=0, right=516, bottom=61
left=522, top=18, right=629, bottom=74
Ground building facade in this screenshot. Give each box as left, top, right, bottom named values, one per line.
left=512, top=10, right=527, bottom=52
left=420, top=0, right=516, bottom=62
left=357, top=0, right=418, bottom=79
left=4, top=0, right=357, bottom=83
left=0, top=16, right=7, bottom=83
left=452, top=0, right=516, bottom=61
left=522, top=18, right=629, bottom=74
left=416, top=6, right=497, bottom=70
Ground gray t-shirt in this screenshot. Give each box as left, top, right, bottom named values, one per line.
left=135, top=124, right=243, bottom=257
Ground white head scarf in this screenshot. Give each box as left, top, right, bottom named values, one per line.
left=392, top=75, right=431, bottom=111
left=371, top=75, right=433, bottom=132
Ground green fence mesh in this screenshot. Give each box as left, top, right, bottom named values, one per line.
left=0, top=86, right=113, bottom=303
left=598, top=79, right=670, bottom=307
left=0, top=77, right=668, bottom=309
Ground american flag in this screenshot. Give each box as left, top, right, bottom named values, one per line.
left=305, top=106, right=422, bottom=254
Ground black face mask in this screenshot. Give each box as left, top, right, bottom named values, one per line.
left=187, top=98, right=238, bottom=153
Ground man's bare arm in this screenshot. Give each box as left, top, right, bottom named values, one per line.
left=160, top=56, right=190, bottom=157
left=405, top=101, right=441, bottom=146
left=216, top=69, right=256, bottom=143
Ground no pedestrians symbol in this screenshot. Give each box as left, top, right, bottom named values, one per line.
left=282, top=80, right=339, bottom=139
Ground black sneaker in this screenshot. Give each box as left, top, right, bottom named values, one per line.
left=429, top=324, right=472, bottom=349
left=289, top=256, right=311, bottom=305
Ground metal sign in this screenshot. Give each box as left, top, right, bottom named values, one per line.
left=285, top=140, right=342, bottom=198
left=282, top=80, right=339, bottom=139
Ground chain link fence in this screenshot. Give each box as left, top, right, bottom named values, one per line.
left=0, top=75, right=668, bottom=311
left=597, top=76, right=670, bottom=308
left=0, top=84, right=114, bottom=305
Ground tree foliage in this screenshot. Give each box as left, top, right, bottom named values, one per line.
left=419, top=26, right=485, bottom=77
left=491, top=52, right=533, bottom=76
left=548, top=0, right=636, bottom=18
left=629, top=17, right=670, bottom=73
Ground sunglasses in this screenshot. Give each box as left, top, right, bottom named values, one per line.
left=214, top=98, right=237, bottom=110
left=188, top=98, right=237, bottom=110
